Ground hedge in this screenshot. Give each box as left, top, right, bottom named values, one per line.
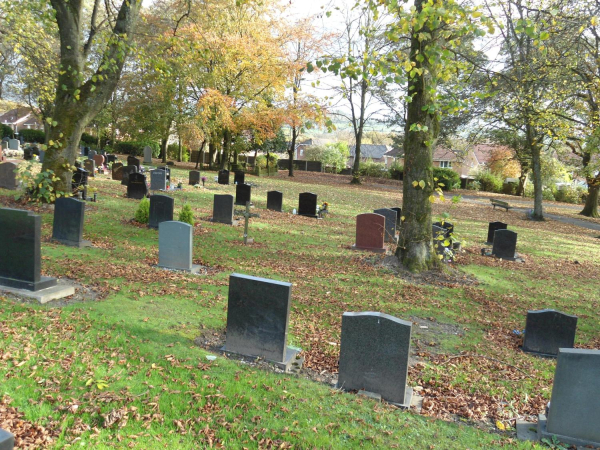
left=113, top=140, right=160, bottom=157
left=18, top=129, right=45, bottom=143
left=1, top=124, right=13, bottom=139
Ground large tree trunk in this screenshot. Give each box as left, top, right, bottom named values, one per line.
left=160, top=137, right=168, bottom=163
left=396, top=0, right=439, bottom=273
left=581, top=179, right=600, bottom=217
left=288, top=126, right=297, bottom=177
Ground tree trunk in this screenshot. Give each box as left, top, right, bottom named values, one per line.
left=160, top=137, right=168, bottom=163
left=581, top=179, right=600, bottom=217
left=351, top=133, right=362, bottom=184
left=177, top=135, right=182, bottom=162
left=288, top=127, right=297, bottom=177
left=527, top=126, right=544, bottom=220
left=396, top=0, right=439, bottom=273
left=516, top=172, right=527, bottom=196
left=208, top=141, right=216, bottom=169
left=220, top=129, right=231, bottom=170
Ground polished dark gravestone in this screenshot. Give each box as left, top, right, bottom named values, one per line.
left=522, top=309, right=577, bottom=357
left=127, top=173, right=148, bottom=200
left=158, top=221, right=200, bottom=273
left=235, top=183, right=251, bottom=206
left=492, top=229, right=518, bottom=260
left=189, top=170, right=200, bottom=185
left=224, top=273, right=301, bottom=371
left=83, top=159, right=95, bottom=177
left=374, top=208, right=397, bottom=243
left=111, top=162, right=124, bottom=181
left=127, top=155, right=141, bottom=171
left=52, top=198, right=92, bottom=248
left=337, top=312, right=413, bottom=407
left=0, top=162, right=19, bottom=190
left=0, top=208, right=58, bottom=291
left=353, top=213, right=386, bottom=253
left=0, top=428, right=14, bottom=450
left=156, top=166, right=171, bottom=182
left=298, top=192, right=318, bottom=218
left=121, top=165, right=138, bottom=186
left=432, top=224, right=449, bottom=255
left=218, top=169, right=230, bottom=185
left=486, top=221, right=508, bottom=245
left=536, top=349, right=600, bottom=448
left=213, top=194, right=234, bottom=225
left=72, top=168, right=89, bottom=191
left=432, top=221, right=454, bottom=238
left=149, top=195, right=174, bottom=229
left=267, top=191, right=283, bottom=212
left=150, top=169, right=167, bottom=191
left=234, top=170, right=245, bottom=185
left=390, top=207, right=402, bottom=228
left=106, top=154, right=117, bottom=165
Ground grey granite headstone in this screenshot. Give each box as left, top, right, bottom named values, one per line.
left=149, top=195, right=174, bottom=229
left=143, top=146, right=153, bottom=164
left=267, top=191, right=283, bottom=212
left=224, top=273, right=300, bottom=370
left=538, top=349, right=600, bottom=447
left=112, top=162, right=124, bottom=181
left=298, top=192, right=318, bottom=218
left=0, top=162, right=19, bottom=190
left=390, top=207, right=402, bottom=228
left=218, top=170, right=230, bottom=185
left=8, top=139, right=19, bottom=150
left=83, top=159, right=95, bottom=177
left=127, top=155, right=141, bottom=171
left=0, top=208, right=57, bottom=291
left=38, top=149, right=45, bottom=163
left=213, top=194, right=234, bottom=224
left=121, top=165, right=138, bottom=186
left=234, top=171, right=245, bottom=185
left=189, top=170, right=200, bottom=185
left=52, top=197, right=91, bottom=247
left=150, top=169, right=167, bottom=191
left=88, top=149, right=96, bottom=160
left=486, top=221, right=507, bottom=244
left=235, top=183, right=251, bottom=206
left=522, top=309, right=577, bottom=357
left=158, top=221, right=200, bottom=273
left=374, top=208, right=397, bottom=243
left=337, top=312, right=412, bottom=406
left=0, top=428, right=14, bottom=450
left=492, top=229, right=517, bottom=260
left=127, top=173, right=148, bottom=199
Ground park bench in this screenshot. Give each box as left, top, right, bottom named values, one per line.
left=490, top=199, right=511, bottom=211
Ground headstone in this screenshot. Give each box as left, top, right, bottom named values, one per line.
left=127, top=155, right=141, bottom=171
left=218, top=169, right=230, bottom=185
left=267, top=191, right=283, bottom=212
left=143, top=146, right=153, bottom=165
left=189, top=170, right=200, bottom=185
left=127, top=173, right=148, bottom=199
left=52, top=197, right=91, bottom=247
left=88, top=149, right=96, bottom=160
left=353, top=213, right=386, bottom=253
left=38, top=149, right=45, bottom=163
left=298, top=192, right=318, bottom=218
left=8, top=139, right=19, bottom=150
left=83, top=159, right=95, bottom=177
left=224, top=273, right=300, bottom=370
left=432, top=221, right=454, bottom=238
left=158, top=221, right=200, bottom=273
left=72, top=168, right=89, bottom=190
left=390, top=207, right=402, bottom=228
left=373, top=208, right=397, bottom=243
left=212, top=194, right=234, bottom=225
left=486, top=221, right=508, bottom=244
left=121, top=165, right=138, bottom=186
left=522, top=309, right=577, bottom=357
left=1, top=140, right=8, bottom=150
left=0, top=428, right=14, bottom=450
left=235, top=183, right=251, bottom=206
left=538, top=349, right=600, bottom=447
left=0, top=162, right=19, bottom=190
left=156, top=166, right=171, bottom=182
left=337, top=312, right=413, bottom=406
left=0, top=208, right=57, bottom=291
left=432, top=224, right=449, bottom=255
left=150, top=169, right=167, bottom=191
left=234, top=170, right=245, bottom=185
left=93, top=154, right=105, bottom=168
left=83, top=146, right=89, bottom=157
left=111, top=162, right=124, bottom=181
left=106, top=154, right=117, bottom=165
left=149, top=195, right=174, bottom=229
left=492, top=229, right=518, bottom=260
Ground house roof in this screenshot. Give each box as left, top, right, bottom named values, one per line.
left=472, top=144, right=502, bottom=165
left=0, top=107, right=42, bottom=128
left=433, top=147, right=458, bottom=161
left=384, top=147, right=402, bottom=158
left=349, top=144, right=391, bottom=159
left=297, top=138, right=331, bottom=147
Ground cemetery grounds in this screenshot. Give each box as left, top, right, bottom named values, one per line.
left=0, top=169, right=599, bottom=449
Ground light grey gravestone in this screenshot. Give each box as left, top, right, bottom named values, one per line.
left=373, top=208, right=397, bottom=243
left=0, top=428, right=14, bottom=450
left=337, top=312, right=413, bottom=407
left=143, top=146, right=153, bottom=165
left=52, top=197, right=92, bottom=248
left=212, top=194, right=234, bottom=225
left=0, top=162, right=19, bottom=190
left=158, top=221, right=200, bottom=273
left=224, top=273, right=301, bottom=371
left=536, top=349, right=600, bottom=448
left=150, top=169, right=167, bottom=191
left=8, top=139, right=19, bottom=150
left=522, top=309, right=577, bottom=357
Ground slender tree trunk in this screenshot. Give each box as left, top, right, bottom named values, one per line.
left=208, top=141, right=216, bottom=169
left=351, top=131, right=362, bottom=184
left=527, top=125, right=543, bottom=220
left=177, top=135, right=182, bottom=162
left=351, top=78, right=368, bottom=185
left=220, top=129, right=232, bottom=170
left=516, top=172, right=527, bottom=196
left=288, top=127, right=297, bottom=177
left=160, top=137, right=168, bottom=163
left=581, top=179, right=600, bottom=217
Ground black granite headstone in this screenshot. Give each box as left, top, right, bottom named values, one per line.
left=213, top=194, right=234, bottom=224
left=121, top=165, right=138, bottom=186
left=523, top=309, right=578, bottom=357
left=189, top=170, right=200, bottom=185
left=298, top=192, right=318, bottom=218
left=149, top=195, right=174, bottom=229
left=374, top=208, right=397, bottom=243
left=235, top=183, right=251, bottom=206
left=487, top=221, right=508, bottom=244
left=390, top=207, right=402, bottom=228
left=127, top=173, right=148, bottom=199
left=106, top=154, right=117, bottom=164
left=218, top=170, right=230, bottom=185
left=127, top=155, right=141, bottom=171
left=433, top=221, right=454, bottom=238
left=492, top=229, right=517, bottom=260
left=52, top=197, right=91, bottom=247
left=337, top=312, right=412, bottom=405
left=267, top=191, right=283, bottom=212
left=72, top=168, right=89, bottom=190
left=112, top=163, right=124, bottom=181
left=0, top=208, right=57, bottom=291
left=234, top=170, right=245, bottom=185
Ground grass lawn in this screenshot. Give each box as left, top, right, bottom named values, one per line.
left=1, top=164, right=599, bottom=449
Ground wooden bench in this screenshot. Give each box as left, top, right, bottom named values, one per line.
left=490, top=199, right=511, bottom=211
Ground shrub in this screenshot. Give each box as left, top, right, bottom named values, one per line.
left=19, top=129, right=45, bottom=144
left=256, top=154, right=279, bottom=169
left=359, top=159, right=389, bottom=178
left=1, top=124, right=13, bottom=139
left=476, top=170, right=503, bottom=193
left=134, top=198, right=150, bottom=223
left=178, top=204, right=195, bottom=226
left=80, top=133, right=97, bottom=145
left=542, top=186, right=555, bottom=201
left=167, top=143, right=190, bottom=161
left=113, top=140, right=159, bottom=156
left=16, top=161, right=68, bottom=204
left=304, top=144, right=347, bottom=173
left=467, top=180, right=481, bottom=191
left=389, top=162, right=403, bottom=180
left=433, top=168, right=460, bottom=191
left=554, top=186, right=585, bottom=204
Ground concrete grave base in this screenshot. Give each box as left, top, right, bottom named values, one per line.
left=0, top=283, right=75, bottom=304
left=356, top=387, right=416, bottom=410
left=222, top=345, right=303, bottom=373
left=481, top=248, right=524, bottom=262
left=516, top=414, right=600, bottom=448
left=53, top=238, right=93, bottom=248
left=157, top=264, right=202, bottom=274
left=351, top=244, right=387, bottom=254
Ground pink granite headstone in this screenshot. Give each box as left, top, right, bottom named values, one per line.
left=353, top=213, right=386, bottom=253
left=93, top=154, right=105, bottom=168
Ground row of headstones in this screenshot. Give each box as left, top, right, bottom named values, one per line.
left=1, top=138, right=20, bottom=151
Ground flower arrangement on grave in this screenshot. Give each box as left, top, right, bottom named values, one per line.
left=201, top=176, right=207, bottom=187
left=318, top=201, right=329, bottom=218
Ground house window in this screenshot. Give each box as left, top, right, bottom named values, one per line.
left=299, top=149, right=303, bottom=156
left=440, top=161, right=452, bottom=168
